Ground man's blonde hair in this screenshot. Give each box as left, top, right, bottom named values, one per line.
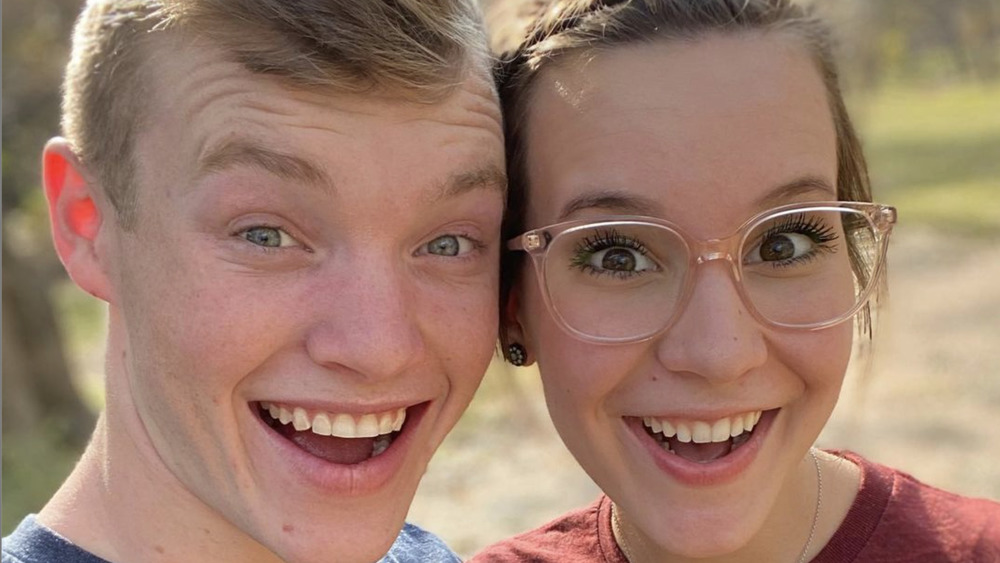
left=63, top=0, right=491, bottom=228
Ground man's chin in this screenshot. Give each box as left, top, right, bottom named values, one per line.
left=243, top=499, right=410, bottom=563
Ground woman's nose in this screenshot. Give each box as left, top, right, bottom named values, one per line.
left=655, top=261, right=767, bottom=384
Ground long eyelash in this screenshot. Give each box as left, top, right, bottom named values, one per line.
left=570, top=228, right=649, bottom=275
left=759, top=214, right=839, bottom=267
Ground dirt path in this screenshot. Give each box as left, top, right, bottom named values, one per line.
left=407, top=224, right=1000, bottom=558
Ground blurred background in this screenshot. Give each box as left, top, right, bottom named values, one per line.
left=3, top=0, right=999, bottom=555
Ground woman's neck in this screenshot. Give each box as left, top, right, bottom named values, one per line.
left=611, top=449, right=860, bottom=563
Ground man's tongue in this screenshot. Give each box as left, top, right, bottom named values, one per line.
left=289, top=431, right=375, bottom=465
left=670, top=438, right=732, bottom=463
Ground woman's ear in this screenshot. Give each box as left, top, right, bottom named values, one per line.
left=502, top=287, right=535, bottom=367
left=42, top=138, right=113, bottom=302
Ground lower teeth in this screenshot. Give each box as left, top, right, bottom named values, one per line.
left=372, top=435, right=392, bottom=457
left=649, top=429, right=753, bottom=456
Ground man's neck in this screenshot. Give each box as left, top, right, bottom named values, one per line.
left=37, top=375, right=281, bottom=562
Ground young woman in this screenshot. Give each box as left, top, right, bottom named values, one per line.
left=474, top=1, right=1000, bottom=561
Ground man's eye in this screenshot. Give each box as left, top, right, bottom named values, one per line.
left=240, top=226, right=299, bottom=248
left=425, top=234, right=475, bottom=257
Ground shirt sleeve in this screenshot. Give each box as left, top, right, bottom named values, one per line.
left=379, top=522, right=461, bottom=563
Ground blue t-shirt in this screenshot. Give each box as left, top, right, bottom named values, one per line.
left=2, top=515, right=459, bottom=563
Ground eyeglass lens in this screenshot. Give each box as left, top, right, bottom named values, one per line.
left=542, top=208, right=881, bottom=341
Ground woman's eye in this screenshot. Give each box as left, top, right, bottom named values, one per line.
left=753, top=232, right=815, bottom=262
left=744, top=213, right=840, bottom=267
left=570, top=228, right=659, bottom=278
left=240, top=226, right=299, bottom=248
left=425, top=234, right=475, bottom=257
left=589, top=247, right=655, bottom=273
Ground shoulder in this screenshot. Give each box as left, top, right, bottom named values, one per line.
left=470, top=496, right=616, bottom=563
left=825, top=451, right=1000, bottom=562
left=2, top=515, right=110, bottom=563
left=883, top=463, right=1000, bottom=559
left=380, top=522, right=460, bottom=563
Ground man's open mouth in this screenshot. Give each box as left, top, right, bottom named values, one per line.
left=256, top=402, right=407, bottom=465
left=639, top=409, right=769, bottom=464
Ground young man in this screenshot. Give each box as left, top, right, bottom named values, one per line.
left=2, top=1, right=505, bottom=562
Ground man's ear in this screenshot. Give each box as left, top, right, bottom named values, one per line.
left=43, top=138, right=113, bottom=302
left=502, top=287, right=535, bottom=367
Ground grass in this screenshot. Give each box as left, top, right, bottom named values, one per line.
left=852, top=82, right=1000, bottom=235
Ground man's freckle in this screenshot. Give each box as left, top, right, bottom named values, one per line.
left=154, top=545, right=165, bottom=554
left=651, top=375, right=658, bottom=382
left=283, top=524, right=294, bottom=534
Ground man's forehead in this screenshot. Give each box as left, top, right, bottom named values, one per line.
left=131, top=34, right=503, bottom=202
left=142, top=46, right=499, bottom=142
left=141, top=30, right=500, bottom=125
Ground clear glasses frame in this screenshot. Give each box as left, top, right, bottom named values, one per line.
left=507, top=201, right=898, bottom=344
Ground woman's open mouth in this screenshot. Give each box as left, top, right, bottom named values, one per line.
left=255, top=401, right=408, bottom=465
left=639, top=410, right=769, bottom=464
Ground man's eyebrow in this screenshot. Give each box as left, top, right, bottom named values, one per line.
left=436, top=165, right=508, bottom=200
left=753, top=176, right=836, bottom=209
left=558, top=190, right=663, bottom=221
left=197, top=139, right=333, bottom=190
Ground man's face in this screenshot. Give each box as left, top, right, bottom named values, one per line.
left=101, top=40, right=504, bottom=562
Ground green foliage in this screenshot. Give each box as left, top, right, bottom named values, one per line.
left=857, top=83, right=1000, bottom=235
left=52, top=282, right=108, bottom=412
left=2, top=425, right=83, bottom=535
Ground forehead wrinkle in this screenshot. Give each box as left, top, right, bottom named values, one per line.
left=398, top=75, right=503, bottom=137
left=173, top=62, right=357, bottom=154
left=196, top=139, right=333, bottom=190
left=395, top=102, right=502, bottom=140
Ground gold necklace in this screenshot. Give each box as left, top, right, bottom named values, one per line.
left=610, top=448, right=823, bottom=563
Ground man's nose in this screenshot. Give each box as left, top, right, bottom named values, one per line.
left=655, top=261, right=767, bottom=384
left=304, top=259, right=425, bottom=382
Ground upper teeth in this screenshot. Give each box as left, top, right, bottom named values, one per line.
left=642, top=411, right=762, bottom=444
left=262, top=402, right=405, bottom=438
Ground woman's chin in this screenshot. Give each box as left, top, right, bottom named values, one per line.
left=621, top=501, right=766, bottom=560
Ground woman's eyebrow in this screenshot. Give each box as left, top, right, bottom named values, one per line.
left=558, top=190, right=663, bottom=220
left=753, top=176, right=835, bottom=210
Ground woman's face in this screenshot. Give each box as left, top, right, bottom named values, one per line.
left=512, top=34, right=854, bottom=558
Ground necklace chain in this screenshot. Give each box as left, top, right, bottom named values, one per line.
left=610, top=448, right=823, bottom=563
left=798, top=447, right=823, bottom=563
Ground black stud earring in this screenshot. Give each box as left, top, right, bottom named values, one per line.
left=507, top=343, right=527, bottom=367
